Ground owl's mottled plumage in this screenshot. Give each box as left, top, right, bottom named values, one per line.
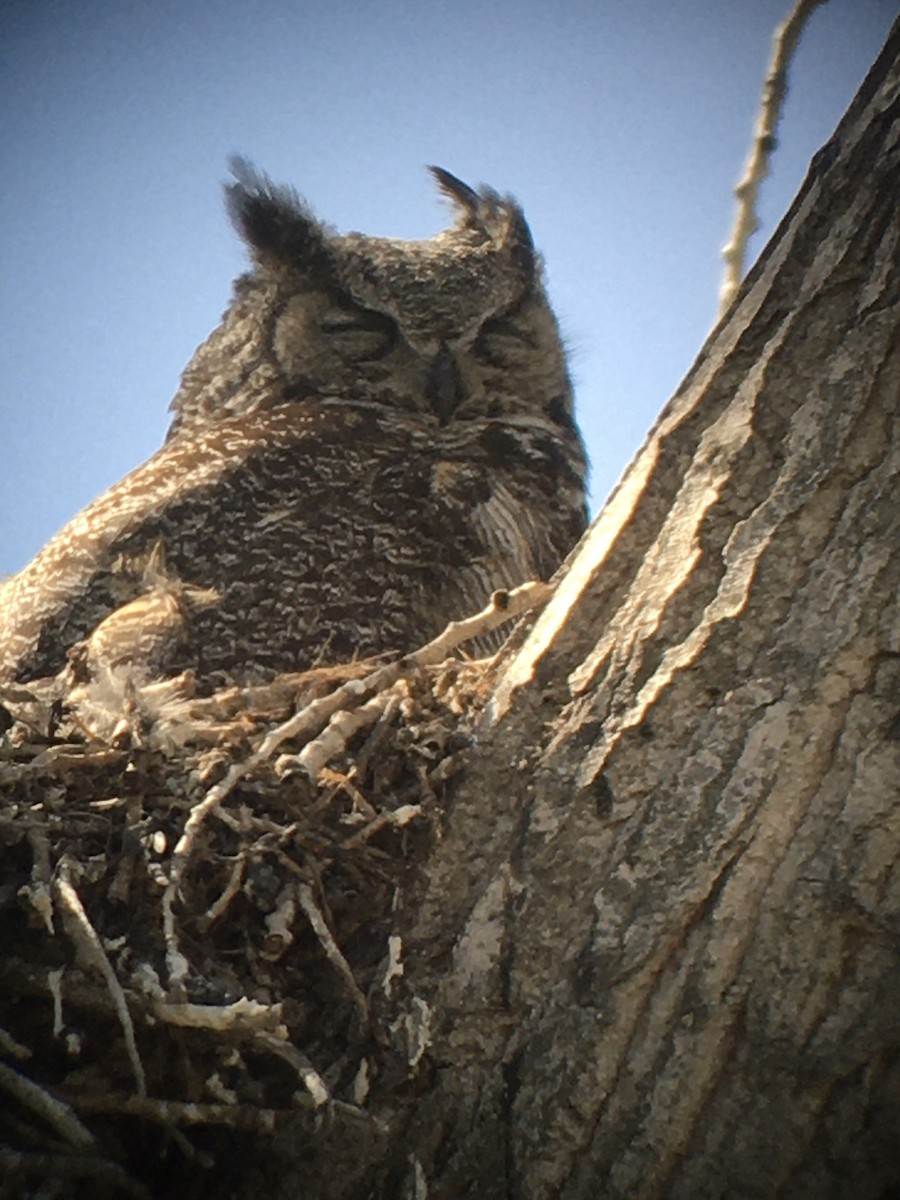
left=65, top=542, right=220, bottom=683
left=0, top=162, right=587, bottom=690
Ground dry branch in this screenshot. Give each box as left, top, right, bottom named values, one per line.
left=0, top=1062, right=96, bottom=1150
left=54, top=860, right=147, bottom=1096
left=718, top=0, right=829, bottom=317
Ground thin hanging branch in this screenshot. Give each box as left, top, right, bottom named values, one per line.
left=717, top=0, right=829, bottom=318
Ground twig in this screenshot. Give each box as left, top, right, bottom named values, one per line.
left=0, top=1148, right=151, bottom=1199
left=150, top=995, right=285, bottom=1034
left=252, top=1029, right=331, bottom=1107
left=70, top=1093, right=281, bottom=1130
left=25, top=827, right=54, bottom=935
left=147, top=991, right=327, bottom=1105
left=263, top=885, right=298, bottom=962
left=16, top=745, right=126, bottom=773
left=54, top=860, right=146, bottom=1096
left=198, top=853, right=247, bottom=929
left=296, top=883, right=369, bottom=1027
left=281, top=689, right=397, bottom=778
left=0, top=1026, right=31, bottom=1061
left=341, top=804, right=423, bottom=851
left=315, top=768, right=379, bottom=819
left=0, top=1061, right=96, bottom=1149
left=351, top=692, right=401, bottom=779
left=717, top=0, right=829, bottom=317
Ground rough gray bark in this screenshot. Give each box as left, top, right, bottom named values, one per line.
left=381, top=23, right=900, bottom=1199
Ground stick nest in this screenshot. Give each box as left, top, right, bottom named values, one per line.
left=0, top=584, right=538, bottom=1200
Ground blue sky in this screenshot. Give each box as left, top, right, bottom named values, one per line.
left=1, top=0, right=894, bottom=576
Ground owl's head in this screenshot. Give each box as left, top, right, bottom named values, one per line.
left=168, top=160, right=579, bottom=449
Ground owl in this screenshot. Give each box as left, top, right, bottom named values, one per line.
left=0, top=161, right=587, bottom=691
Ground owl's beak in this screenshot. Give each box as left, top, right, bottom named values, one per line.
left=427, top=343, right=464, bottom=425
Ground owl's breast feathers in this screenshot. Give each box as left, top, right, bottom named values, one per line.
left=0, top=404, right=585, bottom=688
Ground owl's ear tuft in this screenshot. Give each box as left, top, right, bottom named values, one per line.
left=429, top=166, right=482, bottom=219
left=225, top=157, right=332, bottom=275
left=428, top=166, right=534, bottom=273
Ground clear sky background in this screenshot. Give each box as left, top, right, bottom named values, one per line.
left=1, top=0, right=894, bottom=577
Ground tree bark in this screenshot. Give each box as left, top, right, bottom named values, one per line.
left=383, top=23, right=900, bottom=1199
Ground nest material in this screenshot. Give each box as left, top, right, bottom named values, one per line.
left=0, top=585, right=547, bottom=1199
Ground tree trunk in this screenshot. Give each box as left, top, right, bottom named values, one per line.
left=383, top=23, right=900, bottom=1198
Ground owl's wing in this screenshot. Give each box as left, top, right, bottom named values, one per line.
left=0, top=407, right=346, bottom=683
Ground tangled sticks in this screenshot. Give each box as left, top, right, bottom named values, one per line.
left=0, top=583, right=548, bottom=1198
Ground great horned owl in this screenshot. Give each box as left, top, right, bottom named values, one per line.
left=0, top=161, right=587, bottom=690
